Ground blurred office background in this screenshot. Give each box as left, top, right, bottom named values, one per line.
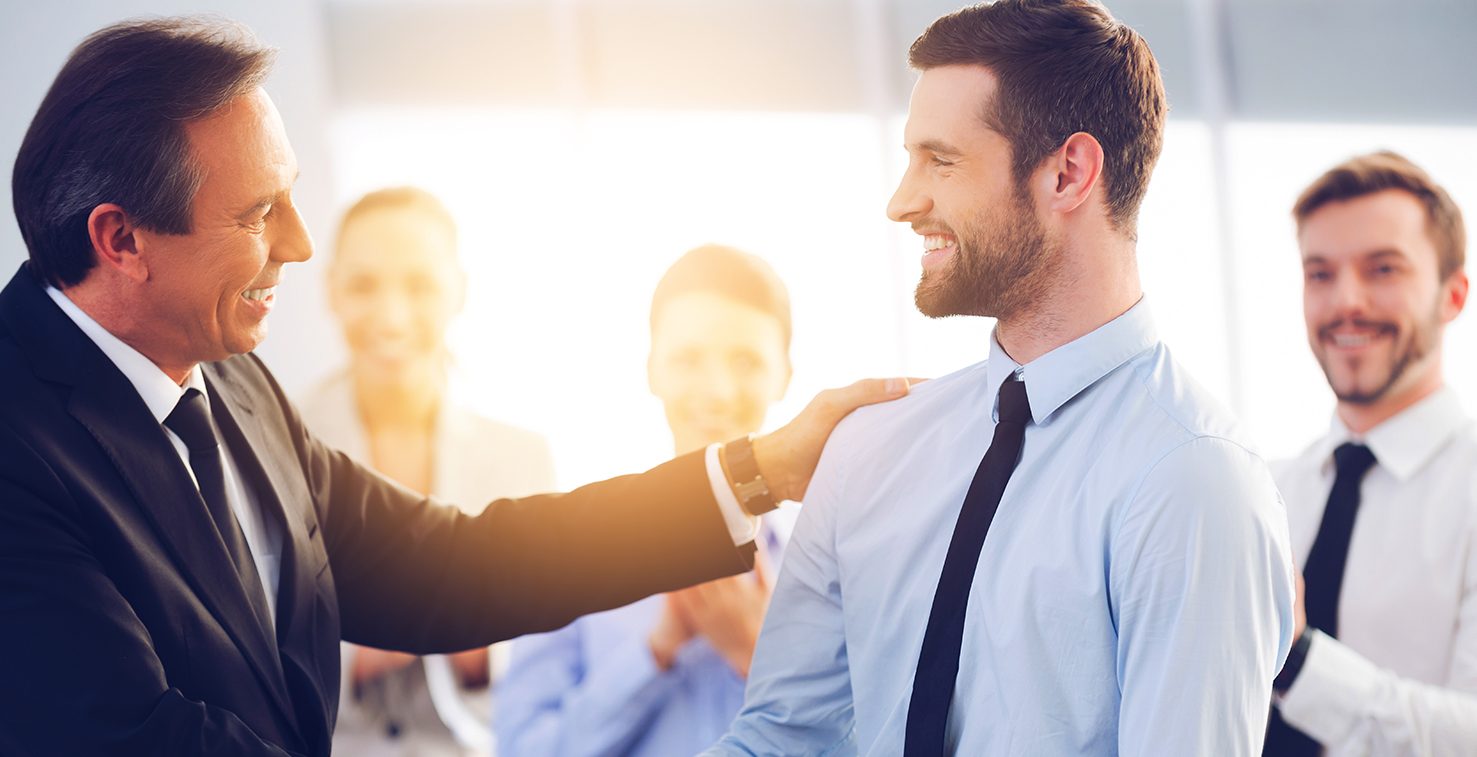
left=3, top=0, right=1474, bottom=489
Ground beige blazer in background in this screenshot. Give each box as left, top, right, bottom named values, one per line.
left=299, top=370, right=558, bottom=757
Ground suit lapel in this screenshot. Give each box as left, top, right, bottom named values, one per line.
left=0, top=267, right=299, bottom=733
left=206, top=363, right=332, bottom=748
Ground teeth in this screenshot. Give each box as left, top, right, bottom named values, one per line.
left=1332, top=333, right=1373, bottom=348
left=242, top=287, right=275, bottom=302
left=923, top=235, right=953, bottom=251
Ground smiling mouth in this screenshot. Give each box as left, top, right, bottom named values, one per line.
left=242, top=286, right=275, bottom=302
left=1320, top=322, right=1396, bottom=350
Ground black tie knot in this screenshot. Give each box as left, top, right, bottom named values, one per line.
left=1333, top=442, right=1376, bottom=479
left=997, top=377, right=1031, bottom=425
left=165, top=388, right=219, bottom=453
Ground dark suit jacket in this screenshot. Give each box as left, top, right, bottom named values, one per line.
left=0, top=264, right=753, bottom=756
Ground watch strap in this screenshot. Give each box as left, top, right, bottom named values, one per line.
left=723, top=435, right=778, bottom=516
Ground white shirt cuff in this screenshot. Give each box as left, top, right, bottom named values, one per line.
left=705, top=442, right=759, bottom=547
left=1277, top=629, right=1381, bottom=745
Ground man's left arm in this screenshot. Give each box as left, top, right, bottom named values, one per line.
left=1275, top=503, right=1477, bottom=755
left=1111, top=436, right=1297, bottom=755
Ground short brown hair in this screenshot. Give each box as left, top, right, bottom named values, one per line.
left=12, top=17, right=276, bottom=287
left=908, top=0, right=1166, bottom=231
left=650, top=245, right=792, bottom=351
left=1293, top=151, right=1466, bottom=280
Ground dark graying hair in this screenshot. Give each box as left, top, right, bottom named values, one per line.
left=12, top=17, right=277, bottom=287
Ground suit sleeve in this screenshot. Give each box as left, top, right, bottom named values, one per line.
left=0, top=423, right=301, bottom=757
left=254, top=356, right=754, bottom=652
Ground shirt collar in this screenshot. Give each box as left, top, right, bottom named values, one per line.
left=1318, top=386, right=1468, bottom=481
left=985, top=297, right=1158, bottom=425
left=46, top=285, right=204, bottom=424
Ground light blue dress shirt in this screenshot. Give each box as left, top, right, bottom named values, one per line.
left=498, top=523, right=789, bottom=757
left=707, top=299, right=1297, bottom=756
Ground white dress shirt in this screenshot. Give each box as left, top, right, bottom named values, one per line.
left=45, top=286, right=283, bottom=621
left=1272, top=387, right=1477, bottom=756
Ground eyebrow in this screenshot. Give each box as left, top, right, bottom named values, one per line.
left=1303, top=248, right=1409, bottom=266
left=234, top=170, right=300, bottom=221
left=906, top=138, right=963, bottom=158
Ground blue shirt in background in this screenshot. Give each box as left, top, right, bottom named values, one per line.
left=707, top=299, right=1297, bottom=756
left=498, top=520, right=789, bottom=757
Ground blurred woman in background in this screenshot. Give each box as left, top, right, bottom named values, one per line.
left=300, top=187, right=557, bottom=756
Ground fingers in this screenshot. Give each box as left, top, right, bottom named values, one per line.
left=811, top=377, right=915, bottom=421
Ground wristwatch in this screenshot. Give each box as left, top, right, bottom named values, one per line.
left=722, top=434, right=778, bottom=516
left=1273, top=628, right=1313, bottom=693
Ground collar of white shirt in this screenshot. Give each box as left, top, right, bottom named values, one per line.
left=984, top=296, right=1159, bottom=426
left=45, top=285, right=205, bottom=421
left=1317, top=386, right=1468, bottom=481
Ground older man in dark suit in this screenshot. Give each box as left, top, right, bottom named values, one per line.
left=0, top=18, right=908, bottom=756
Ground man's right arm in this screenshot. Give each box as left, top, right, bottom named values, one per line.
left=0, top=428, right=298, bottom=757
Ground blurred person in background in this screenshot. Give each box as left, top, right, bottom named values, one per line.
left=497, top=245, right=794, bottom=756
left=1264, top=152, right=1477, bottom=756
left=299, top=187, right=557, bottom=756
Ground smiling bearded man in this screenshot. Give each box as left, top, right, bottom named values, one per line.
left=706, top=2, right=1296, bottom=755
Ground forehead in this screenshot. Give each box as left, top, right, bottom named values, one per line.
left=335, top=208, right=458, bottom=271
left=904, top=64, right=1000, bottom=147
left=183, top=88, right=297, bottom=206
left=652, top=292, right=787, bottom=351
left=1299, top=189, right=1435, bottom=263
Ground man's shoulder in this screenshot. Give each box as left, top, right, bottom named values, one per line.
left=1117, top=344, right=1256, bottom=454
left=826, top=359, right=990, bottom=456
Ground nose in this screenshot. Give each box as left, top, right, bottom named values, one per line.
left=270, top=199, right=314, bottom=264
left=698, top=361, right=741, bottom=407
left=1327, top=266, right=1370, bottom=319
left=372, top=287, right=415, bottom=335
left=887, top=163, right=930, bottom=224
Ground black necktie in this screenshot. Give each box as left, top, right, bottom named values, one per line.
left=1264, top=442, right=1377, bottom=756
left=904, top=376, right=1031, bottom=757
left=165, top=388, right=274, bottom=636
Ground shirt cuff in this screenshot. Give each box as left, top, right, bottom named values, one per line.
left=1276, top=629, right=1382, bottom=745
left=705, top=442, right=759, bottom=547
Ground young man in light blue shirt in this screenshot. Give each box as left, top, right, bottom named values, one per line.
left=708, top=1, right=1297, bottom=755
left=497, top=245, right=796, bottom=756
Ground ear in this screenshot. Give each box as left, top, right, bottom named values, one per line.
left=1039, top=132, right=1105, bottom=219
left=1440, top=269, right=1469, bottom=322
left=86, top=203, right=148, bottom=283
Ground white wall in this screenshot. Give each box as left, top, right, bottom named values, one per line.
left=0, top=1, right=341, bottom=392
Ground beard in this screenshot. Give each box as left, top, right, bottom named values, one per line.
left=1313, top=304, right=1441, bottom=406
left=913, top=187, right=1061, bottom=320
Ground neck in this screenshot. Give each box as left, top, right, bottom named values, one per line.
left=995, top=233, right=1141, bottom=365
left=1336, top=363, right=1445, bottom=436
left=353, top=367, right=443, bottom=432
left=63, top=280, right=195, bottom=385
